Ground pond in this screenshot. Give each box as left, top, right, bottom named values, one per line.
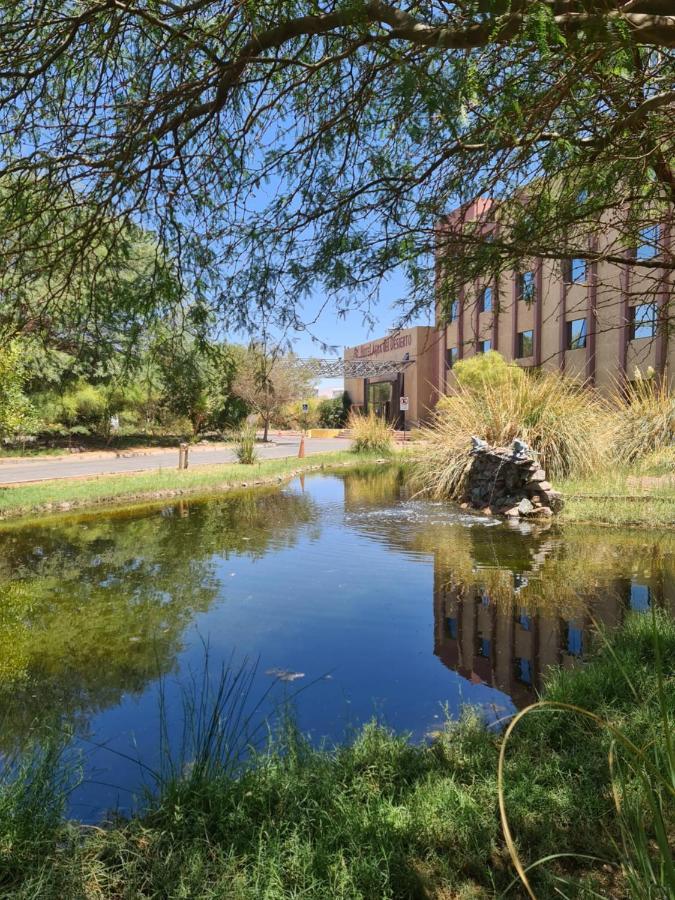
left=0, top=466, right=673, bottom=821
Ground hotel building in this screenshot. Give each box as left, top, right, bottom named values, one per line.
left=435, top=199, right=674, bottom=395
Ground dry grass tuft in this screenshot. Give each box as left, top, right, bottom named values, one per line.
left=412, top=370, right=616, bottom=500
left=348, top=410, right=394, bottom=454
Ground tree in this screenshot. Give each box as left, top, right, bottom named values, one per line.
left=0, top=342, right=36, bottom=441
left=156, top=335, right=247, bottom=436
left=0, top=2, right=673, bottom=339
left=233, top=346, right=314, bottom=442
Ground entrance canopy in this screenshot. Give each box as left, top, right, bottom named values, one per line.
left=296, top=357, right=414, bottom=378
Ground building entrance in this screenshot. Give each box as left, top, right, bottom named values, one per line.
left=367, top=380, right=393, bottom=421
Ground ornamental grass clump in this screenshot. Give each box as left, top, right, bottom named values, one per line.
left=413, top=359, right=616, bottom=500
left=614, top=373, right=675, bottom=466
left=234, top=425, right=258, bottom=464
left=348, top=410, right=394, bottom=454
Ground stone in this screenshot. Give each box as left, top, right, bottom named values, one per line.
left=525, top=505, right=553, bottom=518
left=537, top=480, right=552, bottom=492
left=517, top=497, right=534, bottom=515
left=504, top=506, right=520, bottom=518
left=528, top=469, right=546, bottom=482
left=544, top=490, right=564, bottom=512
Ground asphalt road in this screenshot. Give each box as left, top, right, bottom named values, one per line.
left=0, top=437, right=353, bottom=485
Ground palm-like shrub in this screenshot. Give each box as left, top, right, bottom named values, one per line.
left=349, top=411, right=394, bottom=454
left=614, top=374, right=674, bottom=466
left=413, top=367, right=616, bottom=499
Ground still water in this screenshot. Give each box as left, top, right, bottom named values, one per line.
left=0, top=467, right=672, bottom=820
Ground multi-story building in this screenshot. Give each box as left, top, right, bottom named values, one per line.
left=434, top=199, right=674, bottom=396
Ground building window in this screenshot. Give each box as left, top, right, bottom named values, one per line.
left=629, top=303, right=657, bottom=340
left=563, top=258, right=587, bottom=283
left=566, top=318, right=587, bottom=350
left=517, top=330, right=534, bottom=358
left=516, top=609, right=531, bottom=631
left=629, top=582, right=652, bottom=612
left=478, top=340, right=492, bottom=354
left=449, top=299, right=460, bottom=323
left=517, top=271, right=535, bottom=304
left=565, top=624, right=584, bottom=658
left=515, top=657, right=532, bottom=685
left=446, top=617, right=458, bottom=639
left=479, top=286, right=492, bottom=313
left=637, top=225, right=660, bottom=260
left=477, top=636, right=491, bottom=658
left=446, top=347, right=459, bottom=369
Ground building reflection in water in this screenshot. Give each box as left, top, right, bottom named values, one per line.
left=434, top=549, right=674, bottom=709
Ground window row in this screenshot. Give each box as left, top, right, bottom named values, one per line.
left=446, top=303, right=657, bottom=367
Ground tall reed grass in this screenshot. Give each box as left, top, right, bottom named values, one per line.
left=348, top=410, right=394, bottom=454
left=499, top=611, right=675, bottom=899
left=413, top=369, right=616, bottom=499
left=233, top=424, right=258, bottom=464
left=614, top=375, right=675, bottom=466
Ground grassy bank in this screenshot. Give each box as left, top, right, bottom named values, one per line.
left=1, top=614, right=673, bottom=899
left=559, top=463, right=675, bottom=528
left=0, top=452, right=383, bottom=521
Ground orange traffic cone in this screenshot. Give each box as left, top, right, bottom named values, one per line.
left=298, top=435, right=305, bottom=458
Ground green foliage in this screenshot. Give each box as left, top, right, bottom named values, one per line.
left=451, top=350, right=524, bottom=393
left=234, top=425, right=258, bottom=465
left=156, top=338, right=247, bottom=436
left=0, top=615, right=672, bottom=898
left=318, top=392, right=350, bottom=428
left=0, top=343, right=36, bottom=440
left=349, top=410, right=394, bottom=454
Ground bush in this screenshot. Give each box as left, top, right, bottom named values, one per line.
left=614, top=372, right=674, bottom=465
left=451, top=350, right=524, bottom=393
left=318, top=393, right=350, bottom=428
left=413, top=366, right=616, bottom=499
left=234, top=425, right=258, bottom=464
left=274, top=397, right=321, bottom=430
left=348, top=410, right=394, bottom=454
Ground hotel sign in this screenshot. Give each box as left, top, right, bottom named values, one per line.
left=352, top=333, right=412, bottom=359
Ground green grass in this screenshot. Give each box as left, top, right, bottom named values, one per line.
left=0, top=613, right=672, bottom=898
left=559, top=466, right=675, bottom=527
left=0, top=452, right=382, bottom=521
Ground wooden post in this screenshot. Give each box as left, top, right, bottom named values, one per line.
left=298, top=435, right=305, bottom=458
left=179, top=442, right=189, bottom=470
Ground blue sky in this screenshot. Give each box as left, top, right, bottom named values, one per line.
left=277, top=266, right=433, bottom=393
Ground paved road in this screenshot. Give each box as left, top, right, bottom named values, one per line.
left=0, top=437, right=353, bottom=485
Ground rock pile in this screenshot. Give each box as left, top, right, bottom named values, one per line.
left=461, top=440, right=564, bottom=519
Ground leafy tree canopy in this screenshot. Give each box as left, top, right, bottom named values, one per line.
left=0, top=2, right=673, bottom=334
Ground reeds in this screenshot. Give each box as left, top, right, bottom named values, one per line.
left=233, top=425, right=258, bottom=464
left=413, top=369, right=616, bottom=499
left=348, top=410, right=394, bottom=454
left=614, top=375, right=675, bottom=466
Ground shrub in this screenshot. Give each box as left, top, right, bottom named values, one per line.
left=413, top=368, right=616, bottom=499
left=318, top=393, right=350, bottom=428
left=452, top=351, right=524, bottom=393
left=348, top=411, right=394, bottom=454
left=234, top=425, right=258, bottom=464
left=274, top=397, right=321, bottom=430
left=614, top=373, right=674, bottom=465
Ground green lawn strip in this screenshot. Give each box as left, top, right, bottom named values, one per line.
left=0, top=452, right=385, bottom=521
left=1, top=613, right=672, bottom=899
left=559, top=469, right=675, bottom=527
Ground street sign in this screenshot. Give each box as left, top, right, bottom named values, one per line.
left=302, top=402, right=309, bottom=413
left=399, top=396, right=409, bottom=412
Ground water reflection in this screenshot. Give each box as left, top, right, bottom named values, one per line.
left=0, top=487, right=318, bottom=751
left=0, top=468, right=672, bottom=818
